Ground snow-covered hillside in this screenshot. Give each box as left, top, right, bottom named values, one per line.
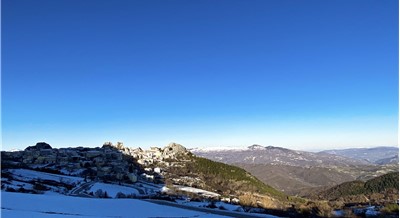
left=7, top=169, right=84, bottom=184
left=1, top=191, right=281, bottom=218
left=1, top=191, right=229, bottom=218
left=1, top=169, right=281, bottom=217
left=2, top=168, right=163, bottom=197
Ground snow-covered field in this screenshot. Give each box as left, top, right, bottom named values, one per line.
left=176, top=199, right=245, bottom=212
left=1, top=169, right=281, bottom=217
left=89, top=182, right=141, bottom=197
left=6, top=169, right=84, bottom=184
left=1, top=191, right=230, bottom=218
left=2, top=169, right=85, bottom=194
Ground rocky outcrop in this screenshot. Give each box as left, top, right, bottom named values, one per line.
left=163, top=142, right=188, bottom=156
left=25, top=142, right=52, bottom=151
left=247, top=144, right=266, bottom=150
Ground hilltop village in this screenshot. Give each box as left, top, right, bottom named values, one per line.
left=1, top=142, right=190, bottom=184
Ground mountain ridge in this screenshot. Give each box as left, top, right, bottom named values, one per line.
left=191, top=144, right=372, bottom=167
left=320, top=146, right=399, bottom=165
left=191, top=145, right=398, bottom=196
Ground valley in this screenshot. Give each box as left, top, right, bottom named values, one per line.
left=192, top=145, right=399, bottom=196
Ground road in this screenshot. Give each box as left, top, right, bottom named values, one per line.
left=69, top=181, right=95, bottom=198
left=70, top=181, right=148, bottom=197
left=145, top=199, right=281, bottom=218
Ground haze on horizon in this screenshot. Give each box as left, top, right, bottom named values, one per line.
left=2, top=0, right=398, bottom=151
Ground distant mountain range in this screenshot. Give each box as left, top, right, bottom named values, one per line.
left=191, top=145, right=372, bottom=167
left=320, top=146, right=399, bottom=165
left=191, top=145, right=399, bottom=196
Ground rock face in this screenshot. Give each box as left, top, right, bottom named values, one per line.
left=163, top=143, right=188, bottom=156
left=103, top=142, right=125, bottom=150
left=25, top=142, right=52, bottom=151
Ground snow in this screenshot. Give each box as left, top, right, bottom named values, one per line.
left=216, top=202, right=245, bottom=212
left=171, top=200, right=278, bottom=217
left=8, top=169, right=83, bottom=184
left=365, top=206, right=380, bottom=216
left=2, top=180, right=33, bottom=190
left=1, top=191, right=229, bottom=218
left=89, top=182, right=140, bottom=198
left=59, top=168, right=85, bottom=176
left=174, top=185, right=220, bottom=198
left=161, top=186, right=170, bottom=193
left=332, top=209, right=345, bottom=217
left=3, top=169, right=85, bottom=194
left=8, top=149, right=22, bottom=152
left=190, top=146, right=247, bottom=152
left=176, top=200, right=244, bottom=212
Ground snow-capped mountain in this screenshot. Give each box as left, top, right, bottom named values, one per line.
left=192, top=144, right=370, bottom=167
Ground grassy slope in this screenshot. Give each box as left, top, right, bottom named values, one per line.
left=189, top=156, right=286, bottom=199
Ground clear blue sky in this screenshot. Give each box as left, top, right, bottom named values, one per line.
left=2, top=0, right=398, bottom=151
